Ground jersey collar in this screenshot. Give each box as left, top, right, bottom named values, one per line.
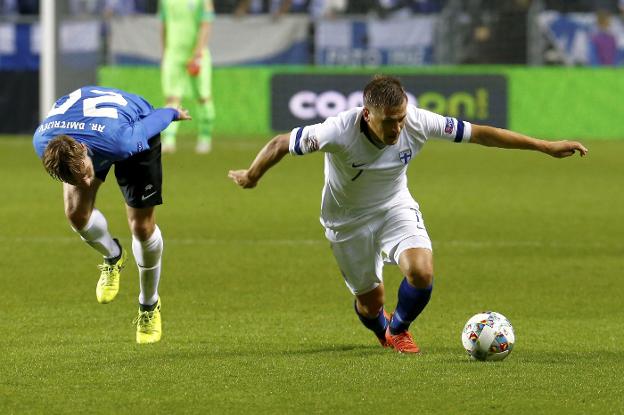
left=359, top=116, right=386, bottom=150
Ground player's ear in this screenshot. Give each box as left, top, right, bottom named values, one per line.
left=363, top=107, right=370, bottom=122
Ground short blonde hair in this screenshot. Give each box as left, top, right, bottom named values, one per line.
left=363, top=75, right=407, bottom=109
left=42, top=135, right=86, bottom=184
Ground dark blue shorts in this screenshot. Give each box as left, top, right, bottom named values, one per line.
left=95, top=135, right=162, bottom=208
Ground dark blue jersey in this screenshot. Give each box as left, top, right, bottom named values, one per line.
left=33, top=86, right=178, bottom=170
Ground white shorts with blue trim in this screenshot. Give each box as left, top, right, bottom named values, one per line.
left=325, top=202, right=432, bottom=295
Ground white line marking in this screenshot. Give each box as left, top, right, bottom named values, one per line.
left=0, top=235, right=617, bottom=249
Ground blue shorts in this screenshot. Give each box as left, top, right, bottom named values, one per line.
left=95, top=135, right=162, bottom=208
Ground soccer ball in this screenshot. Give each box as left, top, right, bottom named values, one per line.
left=461, top=311, right=515, bottom=361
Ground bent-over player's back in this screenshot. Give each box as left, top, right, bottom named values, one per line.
left=33, top=86, right=156, bottom=162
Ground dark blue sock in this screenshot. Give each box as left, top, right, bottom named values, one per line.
left=354, top=301, right=388, bottom=340
left=390, top=278, right=433, bottom=335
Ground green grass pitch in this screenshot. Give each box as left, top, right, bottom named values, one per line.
left=0, top=135, right=622, bottom=414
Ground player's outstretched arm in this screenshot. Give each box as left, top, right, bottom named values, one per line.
left=135, top=108, right=191, bottom=144
left=175, top=107, right=192, bottom=121
left=228, top=133, right=290, bottom=189
left=470, top=124, right=588, bottom=158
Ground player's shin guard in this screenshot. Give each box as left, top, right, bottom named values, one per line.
left=354, top=300, right=389, bottom=340
left=132, top=226, right=163, bottom=307
left=390, top=278, right=433, bottom=335
left=74, top=209, right=120, bottom=260
left=197, top=99, right=215, bottom=143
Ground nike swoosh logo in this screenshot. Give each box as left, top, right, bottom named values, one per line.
left=141, top=191, right=157, bottom=201
left=351, top=162, right=366, bottom=168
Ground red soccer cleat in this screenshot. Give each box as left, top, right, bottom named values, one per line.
left=390, top=330, right=421, bottom=354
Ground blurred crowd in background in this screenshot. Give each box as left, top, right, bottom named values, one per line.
left=2, top=0, right=624, bottom=18
left=0, top=0, right=442, bottom=17
left=1, top=0, right=623, bottom=66
left=1, top=0, right=622, bottom=134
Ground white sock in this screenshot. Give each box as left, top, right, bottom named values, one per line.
left=132, top=226, right=163, bottom=306
left=74, top=209, right=120, bottom=259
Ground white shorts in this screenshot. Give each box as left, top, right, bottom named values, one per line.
left=325, top=203, right=432, bottom=295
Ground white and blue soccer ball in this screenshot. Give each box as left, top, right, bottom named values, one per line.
left=461, top=311, right=515, bottom=361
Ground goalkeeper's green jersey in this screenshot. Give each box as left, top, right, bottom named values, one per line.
left=160, top=0, right=215, bottom=60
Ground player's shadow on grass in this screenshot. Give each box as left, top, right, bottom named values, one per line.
left=287, top=344, right=383, bottom=356
left=161, top=343, right=387, bottom=358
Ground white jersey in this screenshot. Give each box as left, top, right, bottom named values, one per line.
left=288, top=105, right=472, bottom=230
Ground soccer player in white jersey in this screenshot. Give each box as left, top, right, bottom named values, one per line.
left=229, top=76, right=588, bottom=353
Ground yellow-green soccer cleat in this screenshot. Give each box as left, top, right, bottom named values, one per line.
left=95, top=242, right=128, bottom=304
left=134, top=299, right=162, bottom=344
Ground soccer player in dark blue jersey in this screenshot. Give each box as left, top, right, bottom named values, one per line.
left=33, top=86, right=191, bottom=344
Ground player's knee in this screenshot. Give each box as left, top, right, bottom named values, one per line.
left=357, top=301, right=384, bottom=318
left=129, top=220, right=156, bottom=241
left=65, top=206, right=91, bottom=230
left=405, top=265, right=434, bottom=288
left=356, top=290, right=385, bottom=318
left=400, top=249, right=434, bottom=288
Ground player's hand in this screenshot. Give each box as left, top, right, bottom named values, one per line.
left=545, top=140, right=588, bottom=158
left=228, top=169, right=258, bottom=189
left=175, top=107, right=192, bottom=121
left=186, top=55, right=201, bottom=77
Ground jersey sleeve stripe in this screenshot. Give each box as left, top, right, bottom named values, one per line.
left=293, top=127, right=304, bottom=155
left=454, top=120, right=465, bottom=143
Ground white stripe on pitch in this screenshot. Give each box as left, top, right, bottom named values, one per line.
left=0, top=235, right=616, bottom=249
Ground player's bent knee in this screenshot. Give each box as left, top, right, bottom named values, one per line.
left=405, top=266, right=434, bottom=288
left=400, top=248, right=434, bottom=288
left=129, top=220, right=156, bottom=241
left=65, top=207, right=91, bottom=230
left=126, top=206, right=156, bottom=241
left=357, top=301, right=384, bottom=318
left=356, top=287, right=385, bottom=317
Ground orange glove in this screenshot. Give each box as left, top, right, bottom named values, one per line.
left=187, top=56, right=201, bottom=77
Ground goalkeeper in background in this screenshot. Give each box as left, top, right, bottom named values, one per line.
left=160, top=0, right=216, bottom=154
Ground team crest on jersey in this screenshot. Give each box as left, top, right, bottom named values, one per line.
left=445, top=117, right=455, bottom=134
left=399, top=149, right=412, bottom=165
left=137, top=142, right=144, bottom=152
